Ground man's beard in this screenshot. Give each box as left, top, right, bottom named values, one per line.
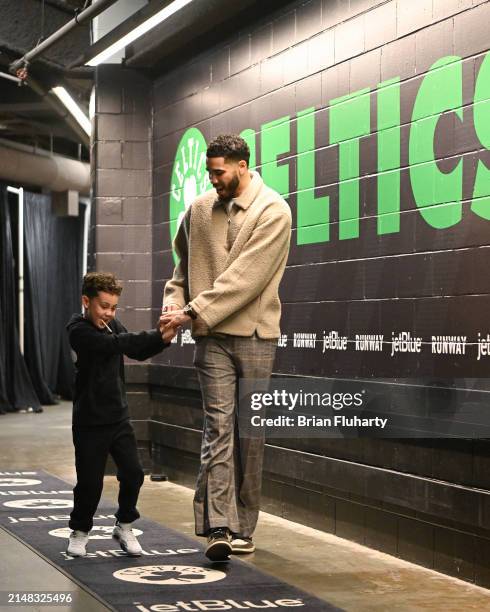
left=218, top=173, right=240, bottom=200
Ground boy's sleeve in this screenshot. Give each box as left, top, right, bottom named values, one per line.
left=121, top=330, right=168, bottom=361
left=69, top=324, right=167, bottom=361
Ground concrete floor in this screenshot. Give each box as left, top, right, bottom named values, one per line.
left=1, top=403, right=490, bottom=612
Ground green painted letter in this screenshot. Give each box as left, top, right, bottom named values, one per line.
left=471, top=51, right=490, bottom=220
left=329, top=88, right=370, bottom=240
left=296, top=108, right=330, bottom=244
left=377, top=78, right=401, bottom=235
left=261, top=116, right=290, bottom=196
left=409, top=56, right=463, bottom=229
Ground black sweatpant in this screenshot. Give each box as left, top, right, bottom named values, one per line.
left=69, top=419, right=144, bottom=532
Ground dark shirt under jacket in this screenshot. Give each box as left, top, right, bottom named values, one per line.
left=67, top=314, right=166, bottom=428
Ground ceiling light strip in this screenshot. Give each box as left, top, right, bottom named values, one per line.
left=86, top=0, right=194, bottom=66
left=51, top=87, right=91, bottom=136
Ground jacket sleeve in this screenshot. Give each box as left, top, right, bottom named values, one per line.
left=120, top=330, right=168, bottom=361
left=190, top=210, right=291, bottom=329
left=69, top=324, right=167, bottom=362
left=163, top=207, right=191, bottom=309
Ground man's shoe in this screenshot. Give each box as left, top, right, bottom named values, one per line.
left=230, top=535, right=255, bottom=554
left=66, top=530, right=89, bottom=557
left=205, top=528, right=232, bottom=561
left=113, top=521, right=143, bottom=556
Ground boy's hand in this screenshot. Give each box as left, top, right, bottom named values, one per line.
left=161, top=326, right=177, bottom=343
left=159, top=304, right=183, bottom=333
left=158, top=314, right=176, bottom=334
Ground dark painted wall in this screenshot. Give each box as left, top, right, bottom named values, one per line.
left=152, top=0, right=490, bottom=383
left=93, top=0, right=490, bottom=585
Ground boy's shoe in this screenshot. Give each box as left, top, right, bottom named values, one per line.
left=113, top=521, right=143, bottom=556
left=230, top=535, right=255, bottom=554
left=66, top=530, right=89, bottom=557
left=205, top=527, right=232, bottom=561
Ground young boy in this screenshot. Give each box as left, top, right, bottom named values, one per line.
left=65, top=272, right=174, bottom=557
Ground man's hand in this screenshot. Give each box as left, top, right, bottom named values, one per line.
left=159, top=304, right=181, bottom=334
left=159, top=310, right=191, bottom=332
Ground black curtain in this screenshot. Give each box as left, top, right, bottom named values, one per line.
left=56, top=201, right=86, bottom=399
left=0, top=186, right=40, bottom=413
left=23, top=191, right=84, bottom=403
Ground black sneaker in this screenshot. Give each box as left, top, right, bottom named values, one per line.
left=205, top=528, right=232, bottom=561
left=230, top=534, right=255, bottom=554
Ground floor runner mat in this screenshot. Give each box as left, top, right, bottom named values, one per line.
left=0, top=470, right=342, bottom=612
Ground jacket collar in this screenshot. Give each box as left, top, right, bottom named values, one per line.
left=212, top=171, right=263, bottom=210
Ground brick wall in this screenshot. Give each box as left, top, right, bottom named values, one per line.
left=152, top=0, right=490, bottom=378
left=93, top=65, right=153, bottom=334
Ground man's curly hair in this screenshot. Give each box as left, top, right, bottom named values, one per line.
left=206, top=133, right=250, bottom=165
left=82, top=272, right=122, bottom=298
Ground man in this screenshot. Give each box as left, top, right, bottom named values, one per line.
left=160, top=134, right=291, bottom=561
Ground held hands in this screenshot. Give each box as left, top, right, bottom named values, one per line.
left=159, top=310, right=191, bottom=331
left=158, top=304, right=191, bottom=342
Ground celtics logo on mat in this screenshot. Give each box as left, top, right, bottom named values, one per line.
left=113, top=565, right=226, bottom=585
left=4, top=498, right=73, bottom=509
left=169, top=127, right=211, bottom=264
left=0, top=478, right=41, bottom=487
left=49, top=526, right=143, bottom=540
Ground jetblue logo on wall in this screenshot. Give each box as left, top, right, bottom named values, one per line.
left=114, top=565, right=226, bottom=586
left=0, top=478, right=42, bottom=487
left=4, top=499, right=73, bottom=510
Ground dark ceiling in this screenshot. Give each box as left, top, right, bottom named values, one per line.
left=0, top=0, right=91, bottom=159
left=0, top=0, right=289, bottom=161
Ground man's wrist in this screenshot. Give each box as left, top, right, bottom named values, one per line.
left=183, top=303, right=198, bottom=320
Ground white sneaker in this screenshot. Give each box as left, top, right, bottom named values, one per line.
left=112, top=521, right=142, bottom=556
left=66, top=530, right=89, bottom=557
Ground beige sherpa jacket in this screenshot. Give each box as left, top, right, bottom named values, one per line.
left=163, top=171, right=291, bottom=338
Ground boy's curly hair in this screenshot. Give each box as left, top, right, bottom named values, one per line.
left=82, top=272, right=122, bottom=298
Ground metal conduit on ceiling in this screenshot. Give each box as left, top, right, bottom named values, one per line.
left=0, top=140, right=90, bottom=195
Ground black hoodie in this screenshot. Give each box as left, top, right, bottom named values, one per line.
left=66, top=314, right=167, bottom=427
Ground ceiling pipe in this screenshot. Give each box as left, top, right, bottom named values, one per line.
left=0, top=140, right=90, bottom=195
left=9, top=0, right=120, bottom=74
left=0, top=70, right=22, bottom=84
left=0, top=137, right=60, bottom=156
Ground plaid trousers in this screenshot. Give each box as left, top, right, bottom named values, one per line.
left=193, top=333, right=277, bottom=537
